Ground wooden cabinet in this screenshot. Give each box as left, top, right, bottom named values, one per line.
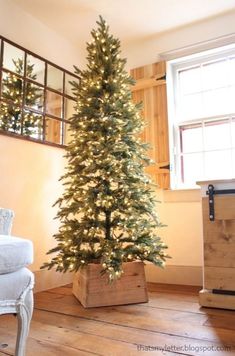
left=197, top=179, right=235, bottom=310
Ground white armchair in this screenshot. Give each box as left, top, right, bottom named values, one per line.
left=0, top=208, right=34, bottom=356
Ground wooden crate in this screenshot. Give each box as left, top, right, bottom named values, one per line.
left=72, top=261, right=148, bottom=308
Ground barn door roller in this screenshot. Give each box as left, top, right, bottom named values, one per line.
left=206, top=184, right=235, bottom=221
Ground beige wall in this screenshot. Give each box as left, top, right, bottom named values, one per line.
left=0, top=1, right=81, bottom=289
left=0, top=0, right=83, bottom=70
left=158, top=189, right=203, bottom=267
left=144, top=189, right=203, bottom=286
left=0, top=135, right=65, bottom=271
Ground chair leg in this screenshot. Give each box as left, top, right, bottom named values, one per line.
left=15, top=290, right=33, bottom=356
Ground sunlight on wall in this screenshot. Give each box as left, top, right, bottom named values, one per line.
left=0, top=135, right=65, bottom=271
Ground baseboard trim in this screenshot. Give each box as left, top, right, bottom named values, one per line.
left=33, top=269, right=74, bottom=293
left=145, top=264, right=203, bottom=286
left=33, top=264, right=202, bottom=293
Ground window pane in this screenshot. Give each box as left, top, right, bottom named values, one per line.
left=3, top=42, right=24, bottom=75
left=47, top=64, right=63, bottom=92
left=46, top=90, right=63, bottom=118
left=25, top=82, right=44, bottom=111
left=204, top=119, right=230, bottom=150
left=64, top=98, right=76, bottom=120
left=45, top=117, right=62, bottom=144
left=181, top=153, right=203, bottom=185
left=65, top=73, right=78, bottom=97
left=0, top=101, right=22, bottom=134
left=23, top=110, right=43, bottom=139
left=179, top=93, right=203, bottom=120
left=63, top=122, right=72, bottom=145
left=179, top=66, right=201, bottom=94
left=228, top=85, right=235, bottom=113
left=26, top=54, right=45, bottom=85
left=232, top=149, right=235, bottom=176
left=1, top=72, right=23, bottom=105
left=204, top=150, right=232, bottom=180
left=229, top=57, right=235, bottom=85
left=180, top=124, right=202, bottom=153
left=202, top=60, right=228, bottom=90
left=203, top=88, right=229, bottom=116
left=231, top=117, right=235, bottom=147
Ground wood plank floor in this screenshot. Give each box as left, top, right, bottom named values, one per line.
left=1, top=283, right=235, bottom=355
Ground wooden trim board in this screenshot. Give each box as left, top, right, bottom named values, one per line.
left=33, top=268, right=74, bottom=293
left=33, top=264, right=202, bottom=293
left=145, top=264, right=202, bottom=286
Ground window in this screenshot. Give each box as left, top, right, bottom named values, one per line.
left=0, top=36, right=79, bottom=147
left=167, top=44, right=235, bottom=188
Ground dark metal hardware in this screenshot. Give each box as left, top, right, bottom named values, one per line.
left=213, top=289, right=235, bottom=296
left=156, top=74, right=166, bottom=81
left=207, top=184, right=215, bottom=221
left=206, top=184, right=235, bottom=221
left=159, top=164, right=170, bottom=170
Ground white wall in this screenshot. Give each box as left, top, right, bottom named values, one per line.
left=123, top=10, right=235, bottom=69
left=0, top=0, right=83, bottom=70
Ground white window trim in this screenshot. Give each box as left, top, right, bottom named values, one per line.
left=167, top=43, right=235, bottom=190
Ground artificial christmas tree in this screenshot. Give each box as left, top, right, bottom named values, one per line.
left=42, top=17, right=169, bottom=306
left=0, top=59, right=42, bottom=137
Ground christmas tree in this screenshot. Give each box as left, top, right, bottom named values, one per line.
left=42, top=16, right=169, bottom=281
left=0, top=59, right=42, bottom=136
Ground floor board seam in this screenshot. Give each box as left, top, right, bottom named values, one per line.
left=34, top=306, right=235, bottom=348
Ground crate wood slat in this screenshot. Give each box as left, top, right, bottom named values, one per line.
left=202, top=200, right=235, bottom=243
left=199, top=289, right=235, bottom=310
left=204, top=243, right=235, bottom=267
left=203, top=195, right=235, bottom=221
left=72, top=261, right=148, bottom=308
left=204, top=266, right=235, bottom=290
left=132, top=78, right=166, bottom=91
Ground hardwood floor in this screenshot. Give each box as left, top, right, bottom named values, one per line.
left=0, top=283, right=235, bottom=355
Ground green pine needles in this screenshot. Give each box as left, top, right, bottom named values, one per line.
left=42, top=16, right=169, bottom=281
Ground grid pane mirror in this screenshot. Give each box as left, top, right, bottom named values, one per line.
left=0, top=37, right=79, bottom=147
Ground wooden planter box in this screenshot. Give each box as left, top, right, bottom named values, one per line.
left=72, top=261, right=148, bottom=308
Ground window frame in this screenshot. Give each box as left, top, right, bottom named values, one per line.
left=167, top=44, right=235, bottom=189
left=0, top=35, right=79, bottom=148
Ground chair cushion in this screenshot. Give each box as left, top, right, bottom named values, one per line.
left=0, top=267, right=34, bottom=301
left=0, top=235, right=33, bottom=274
